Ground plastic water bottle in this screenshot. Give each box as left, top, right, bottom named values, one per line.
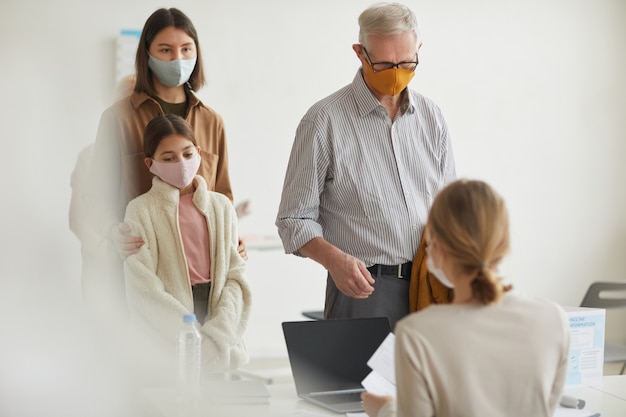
left=177, top=313, right=202, bottom=386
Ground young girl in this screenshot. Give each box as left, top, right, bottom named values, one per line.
left=123, top=114, right=250, bottom=372
left=362, top=180, right=570, bottom=417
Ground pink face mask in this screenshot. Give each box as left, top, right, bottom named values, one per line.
left=149, top=152, right=201, bottom=189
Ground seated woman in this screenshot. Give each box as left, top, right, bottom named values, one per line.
left=362, top=180, right=570, bottom=417
left=123, top=114, right=250, bottom=373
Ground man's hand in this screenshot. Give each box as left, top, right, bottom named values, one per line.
left=361, top=392, right=393, bottom=417
left=300, top=237, right=374, bottom=299
left=326, top=252, right=375, bottom=298
left=110, top=223, right=144, bottom=260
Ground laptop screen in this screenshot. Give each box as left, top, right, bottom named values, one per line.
left=282, top=317, right=392, bottom=395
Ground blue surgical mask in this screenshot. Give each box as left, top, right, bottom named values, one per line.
left=148, top=54, right=197, bottom=87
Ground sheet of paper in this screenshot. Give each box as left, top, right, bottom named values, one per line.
left=366, top=332, right=396, bottom=385
left=361, top=369, right=397, bottom=396
left=361, top=332, right=397, bottom=396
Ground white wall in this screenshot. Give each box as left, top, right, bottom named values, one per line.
left=1, top=0, right=625, bottom=410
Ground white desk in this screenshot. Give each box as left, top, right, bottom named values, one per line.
left=589, top=375, right=626, bottom=401
left=560, top=376, right=626, bottom=416
left=141, top=382, right=324, bottom=417
left=141, top=376, right=626, bottom=417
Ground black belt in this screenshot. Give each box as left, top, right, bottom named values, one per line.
left=367, top=262, right=412, bottom=280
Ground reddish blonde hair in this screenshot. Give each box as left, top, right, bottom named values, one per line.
left=427, top=180, right=511, bottom=305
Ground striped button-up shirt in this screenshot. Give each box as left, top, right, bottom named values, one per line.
left=276, top=70, right=456, bottom=266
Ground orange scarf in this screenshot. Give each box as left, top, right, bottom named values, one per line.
left=409, top=233, right=453, bottom=312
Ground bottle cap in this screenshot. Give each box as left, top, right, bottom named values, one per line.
left=183, top=313, right=197, bottom=323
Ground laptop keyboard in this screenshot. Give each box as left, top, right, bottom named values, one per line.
left=308, top=391, right=364, bottom=405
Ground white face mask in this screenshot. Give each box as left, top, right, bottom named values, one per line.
left=148, top=54, right=197, bottom=87
left=149, top=152, right=201, bottom=189
left=426, top=255, right=455, bottom=288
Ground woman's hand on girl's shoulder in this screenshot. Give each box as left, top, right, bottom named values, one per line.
left=237, top=238, right=248, bottom=261
left=111, top=222, right=144, bottom=259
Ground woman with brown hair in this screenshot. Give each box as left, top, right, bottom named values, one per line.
left=362, top=179, right=570, bottom=417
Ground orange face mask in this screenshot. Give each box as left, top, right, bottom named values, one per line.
left=362, top=59, right=415, bottom=97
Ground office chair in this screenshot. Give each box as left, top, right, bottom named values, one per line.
left=580, top=281, right=626, bottom=375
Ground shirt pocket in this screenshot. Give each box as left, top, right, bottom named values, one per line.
left=332, top=167, right=384, bottom=220
left=356, top=179, right=384, bottom=219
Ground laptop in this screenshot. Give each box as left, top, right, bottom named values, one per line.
left=282, top=317, right=392, bottom=413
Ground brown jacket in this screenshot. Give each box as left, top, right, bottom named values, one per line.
left=89, top=89, right=232, bottom=235
left=409, top=233, right=453, bottom=312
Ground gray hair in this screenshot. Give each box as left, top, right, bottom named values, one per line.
left=358, top=2, right=419, bottom=48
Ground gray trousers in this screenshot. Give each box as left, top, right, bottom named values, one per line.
left=192, top=282, right=211, bottom=324
left=324, top=272, right=410, bottom=330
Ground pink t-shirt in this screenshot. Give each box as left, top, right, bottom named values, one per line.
left=178, top=193, right=211, bottom=285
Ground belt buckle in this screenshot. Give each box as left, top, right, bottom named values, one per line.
left=397, top=264, right=402, bottom=278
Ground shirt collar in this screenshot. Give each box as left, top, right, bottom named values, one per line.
left=401, top=89, right=415, bottom=115
left=129, top=85, right=201, bottom=110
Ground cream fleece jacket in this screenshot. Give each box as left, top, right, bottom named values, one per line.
left=123, top=175, right=250, bottom=372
